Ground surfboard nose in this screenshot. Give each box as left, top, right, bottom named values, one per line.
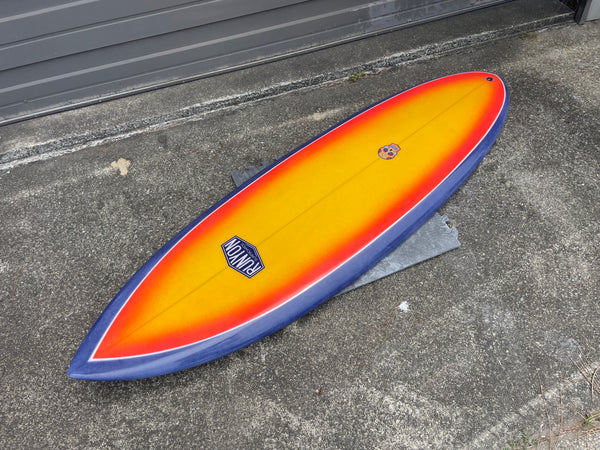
left=67, top=355, right=88, bottom=380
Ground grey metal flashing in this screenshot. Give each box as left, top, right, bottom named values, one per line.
left=576, top=0, right=600, bottom=22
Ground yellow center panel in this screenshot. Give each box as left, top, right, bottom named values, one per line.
left=96, top=74, right=501, bottom=357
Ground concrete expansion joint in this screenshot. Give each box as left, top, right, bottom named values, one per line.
left=0, top=11, right=574, bottom=172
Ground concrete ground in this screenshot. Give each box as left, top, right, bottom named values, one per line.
left=1, top=1, right=599, bottom=448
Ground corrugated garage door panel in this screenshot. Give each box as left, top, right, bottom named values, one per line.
left=0, top=0, right=510, bottom=124
left=0, top=0, right=306, bottom=70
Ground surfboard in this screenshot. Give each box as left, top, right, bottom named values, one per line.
left=69, top=72, right=509, bottom=380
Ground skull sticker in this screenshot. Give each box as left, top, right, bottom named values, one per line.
left=378, top=143, right=400, bottom=160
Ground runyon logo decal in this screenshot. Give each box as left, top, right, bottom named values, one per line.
left=221, top=236, right=265, bottom=278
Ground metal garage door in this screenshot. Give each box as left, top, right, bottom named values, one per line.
left=0, top=0, right=510, bottom=125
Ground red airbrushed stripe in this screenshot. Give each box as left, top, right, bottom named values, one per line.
left=94, top=73, right=505, bottom=359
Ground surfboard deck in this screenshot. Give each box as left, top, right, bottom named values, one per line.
left=69, top=72, right=509, bottom=380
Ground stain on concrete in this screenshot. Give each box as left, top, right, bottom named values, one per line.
left=110, top=158, right=131, bottom=176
